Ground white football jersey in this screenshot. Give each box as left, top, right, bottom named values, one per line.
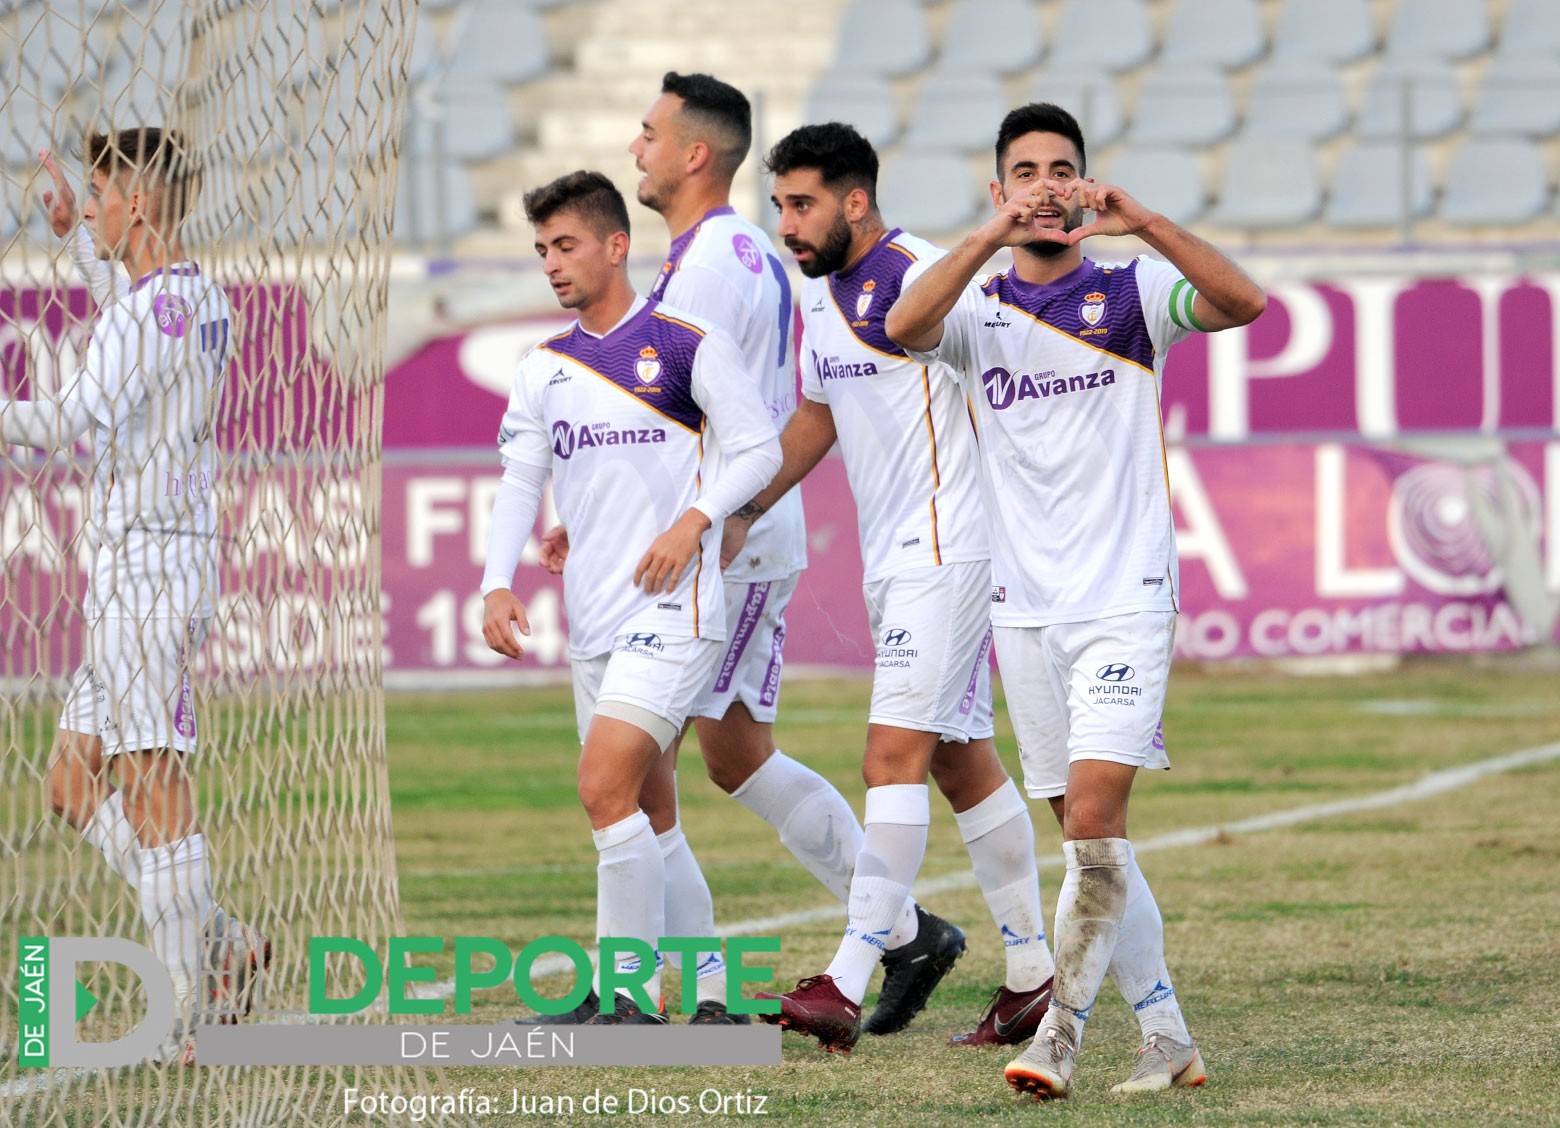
left=72, top=263, right=232, bottom=617
left=651, top=206, right=807, bottom=581
left=498, top=298, right=777, bottom=659
left=907, top=255, right=1196, bottom=627
left=799, top=229, right=987, bottom=583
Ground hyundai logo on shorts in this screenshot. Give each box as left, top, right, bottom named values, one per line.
left=1096, top=663, right=1135, bottom=682
left=625, top=632, right=663, bottom=652
left=883, top=628, right=912, bottom=647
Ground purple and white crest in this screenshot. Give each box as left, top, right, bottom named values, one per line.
left=732, top=234, right=763, bottom=274
left=154, top=293, right=193, bottom=338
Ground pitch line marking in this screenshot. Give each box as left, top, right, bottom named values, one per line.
left=6, top=740, right=1555, bottom=1097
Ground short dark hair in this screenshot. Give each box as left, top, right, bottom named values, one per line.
left=85, top=126, right=199, bottom=222
left=661, top=71, right=751, bottom=178
left=522, top=170, right=631, bottom=238
left=763, top=122, right=879, bottom=209
left=994, top=103, right=1087, bottom=179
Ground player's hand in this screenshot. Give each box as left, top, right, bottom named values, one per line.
left=39, top=150, right=78, bottom=239
left=977, top=180, right=1072, bottom=250
left=481, top=589, right=531, bottom=660
left=1047, top=178, right=1155, bottom=242
left=538, top=524, right=569, bottom=575
left=719, top=516, right=753, bottom=571
left=633, top=509, right=711, bottom=594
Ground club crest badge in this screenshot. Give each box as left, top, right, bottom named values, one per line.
left=1079, top=291, right=1107, bottom=328
left=856, top=279, right=876, bottom=319
left=635, top=345, right=662, bottom=385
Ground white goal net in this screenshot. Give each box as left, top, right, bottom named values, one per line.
left=2, top=1, right=420, bottom=1123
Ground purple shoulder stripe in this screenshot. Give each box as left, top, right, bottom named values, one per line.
left=827, top=228, right=914, bottom=358
left=546, top=302, right=706, bottom=433
left=993, top=260, right=1157, bottom=371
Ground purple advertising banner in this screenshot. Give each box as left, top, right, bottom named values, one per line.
left=383, top=273, right=1560, bottom=448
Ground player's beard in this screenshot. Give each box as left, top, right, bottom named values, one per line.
left=1014, top=198, right=1083, bottom=259
left=636, top=173, right=670, bottom=215
left=787, top=212, right=853, bottom=278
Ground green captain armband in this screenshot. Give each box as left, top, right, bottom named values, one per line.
left=1169, top=278, right=1210, bottom=333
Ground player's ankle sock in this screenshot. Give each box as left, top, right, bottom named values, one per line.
left=823, top=785, right=929, bottom=1004
left=138, top=833, right=214, bottom=1013
left=954, top=779, right=1053, bottom=991
left=593, top=811, right=664, bottom=1005
left=81, top=791, right=141, bottom=888
left=1108, top=847, right=1191, bottom=1043
left=1045, top=837, right=1132, bottom=1046
left=731, top=750, right=862, bottom=905
left=656, top=823, right=727, bottom=1007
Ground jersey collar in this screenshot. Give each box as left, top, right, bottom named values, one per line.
left=130, top=263, right=202, bottom=292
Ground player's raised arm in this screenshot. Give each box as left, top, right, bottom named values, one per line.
left=1049, top=178, right=1266, bottom=331
left=884, top=180, right=1062, bottom=353
left=40, top=149, right=130, bottom=308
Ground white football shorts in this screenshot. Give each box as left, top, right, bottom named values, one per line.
left=994, top=610, right=1175, bottom=799
left=864, top=559, right=995, bottom=743
left=59, top=616, right=209, bottom=756
left=571, top=631, right=722, bottom=746
left=692, top=572, right=800, bottom=724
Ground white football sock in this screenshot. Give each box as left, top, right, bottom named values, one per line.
left=1040, top=837, right=1131, bottom=1048
left=1108, top=850, right=1191, bottom=1042
left=81, top=791, right=141, bottom=888
left=954, top=779, right=1054, bottom=992
left=730, top=750, right=861, bottom=904
left=593, top=811, right=664, bottom=1006
left=657, top=823, right=727, bottom=1008
left=729, top=751, right=921, bottom=947
left=137, top=833, right=214, bottom=1015
left=823, top=784, right=929, bottom=1004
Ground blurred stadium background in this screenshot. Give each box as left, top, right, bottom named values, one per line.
left=3, top=0, right=1557, bottom=684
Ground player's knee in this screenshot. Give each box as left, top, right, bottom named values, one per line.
left=576, top=772, right=635, bottom=827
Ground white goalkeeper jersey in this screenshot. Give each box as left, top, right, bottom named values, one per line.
left=907, top=255, right=1198, bottom=627
left=650, top=205, right=807, bottom=582
left=799, top=229, right=988, bottom=583
left=497, top=298, right=779, bottom=658
left=75, top=263, right=232, bottom=618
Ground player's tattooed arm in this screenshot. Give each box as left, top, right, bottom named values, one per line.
left=731, top=500, right=767, bottom=522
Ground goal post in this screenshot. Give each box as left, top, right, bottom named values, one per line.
left=2, top=2, right=428, bottom=1123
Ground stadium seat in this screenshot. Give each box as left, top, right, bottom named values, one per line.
left=449, top=0, right=549, bottom=85
left=903, top=72, right=1007, bottom=154
left=1356, top=60, right=1465, bottom=140
left=876, top=150, right=981, bottom=234
left=1438, top=138, right=1550, bottom=225
left=1383, top=0, right=1491, bottom=60
left=1127, top=66, right=1237, bottom=147
left=1467, top=57, right=1560, bottom=137
left=1496, top=0, right=1560, bottom=58
left=937, top=0, right=1044, bottom=76
left=1049, top=0, right=1154, bottom=74
left=1210, top=139, right=1323, bottom=228
left=1101, top=146, right=1207, bottom=225
left=1159, top=0, right=1266, bottom=70
left=411, top=79, right=517, bottom=163
left=832, top=0, right=932, bottom=78
left=1025, top=68, right=1124, bottom=148
left=1242, top=59, right=1349, bottom=141
left=804, top=75, right=901, bottom=147
left=1324, top=140, right=1434, bottom=228
left=1269, top=0, right=1375, bottom=63
left=15, top=8, right=123, bottom=99
left=397, top=157, right=479, bottom=247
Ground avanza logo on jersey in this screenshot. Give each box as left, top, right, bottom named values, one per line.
left=550, top=420, right=668, bottom=460
left=815, top=355, right=879, bottom=382
left=980, top=366, right=1117, bottom=410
